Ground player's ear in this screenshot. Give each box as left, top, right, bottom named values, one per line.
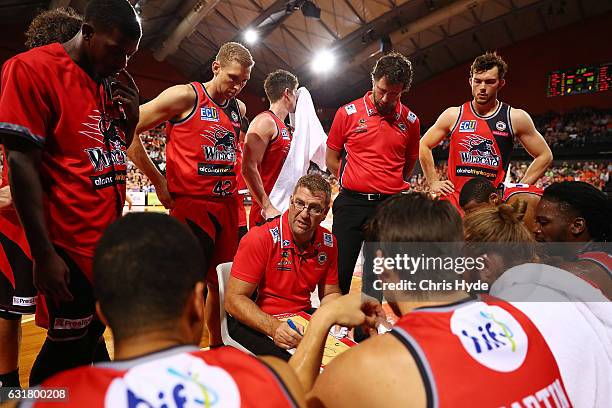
left=498, top=78, right=506, bottom=90
left=95, top=302, right=108, bottom=327
left=82, top=23, right=95, bottom=42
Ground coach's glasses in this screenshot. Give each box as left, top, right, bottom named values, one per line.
left=291, top=198, right=325, bottom=216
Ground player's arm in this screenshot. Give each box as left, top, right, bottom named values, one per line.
left=325, top=148, right=342, bottom=180
left=308, top=333, right=425, bottom=408
left=259, top=356, right=307, bottom=407
left=3, top=140, right=72, bottom=303
left=419, top=107, right=459, bottom=195
left=325, top=107, right=348, bottom=179
left=224, top=276, right=303, bottom=349
left=512, top=108, right=553, bottom=184
left=242, top=114, right=279, bottom=220
left=319, top=284, right=341, bottom=305
left=135, top=84, right=196, bottom=135
left=0, top=185, right=11, bottom=208
left=403, top=116, right=421, bottom=182
left=290, top=295, right=380, bottom=393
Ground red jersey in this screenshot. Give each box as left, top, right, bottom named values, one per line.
left=500, top=182, right=543, bottom=202
left=0, top=44, right=127, bottom=257
left=392, top=297, right=571, bottom=407
left=578, top=251, right=612, bottom=276
left=165, top=82, right=241, bottom=198
left=327, top=92, right=420, bottom=194
left=35, top=346, right=297, bottom=407
left=447, top=101, right=515, bottom=207
left=249, top=110, right=293, bottom=227
left=235, top=141, right=248, bottom=228
left=231, top=212, right=338, bottom=315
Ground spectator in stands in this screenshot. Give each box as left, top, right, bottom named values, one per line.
left=225, top=174, right=341, bottom=360
left=463, top=204, right=611, bottom=408
left=309, top=193, right=571, bottom=407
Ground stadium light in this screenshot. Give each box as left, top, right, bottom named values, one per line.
left=311, top=50, right=335, bottom=73
left=244, top=29, right=259, bottom=44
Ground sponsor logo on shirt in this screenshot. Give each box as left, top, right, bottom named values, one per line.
left=269, top=227, right=280, bottom=243
left=53, top=315, right=94, bottom=330
left=354, top=118, right=367, bottom=133
left=12, top=296, right=36, bottom=306
left=345, top=104, right=357, bottom=115
left=105, top=354, right=240, bottom=408
left=230, top=110, right=239, bottom=122
left=281, top=128, right=290, bottom=140
left=496, top=121, right=507, bottom=131
left=282, top=239, right=291, bottom=247
left=407, top=111, right=417, bottom=123
left=89, top=170, right=126, bottom=190
left=323, top=233, right=333, bottom=247
left=450, top=304, right=528, bottom=372
left=317, top=252, right=328, bottom=265
left=201, top=107, right=220, bottom=122
left=398, top=123, right=407, bottom=132
left=459, top=120, right=477, bottom=133
left=277, top=250, right=292, bottom=271
left=492, top=131, right=509, bottom=137
left=458, top=135, right=500, bottom=168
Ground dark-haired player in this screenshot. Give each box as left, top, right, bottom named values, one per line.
left=419, top=52, right=552, bottom=211
left=243, top=69, right=298, bottom=227
left=0, top=0, right=141, bottom=385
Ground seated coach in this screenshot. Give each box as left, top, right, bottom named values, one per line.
left=225, top=174, right=341, bottom=359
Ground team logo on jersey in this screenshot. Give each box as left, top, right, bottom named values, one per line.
left=407, top=111, right=417, bottom=124
left=323, top=233, right=333, bottom=247
left=354, top=118, right=367, bottom=133
left=282, top=239, right=291, bottom=247
left=450, top=303, right=528, bottom=372
left=277, top=250, right=292, bottom=271
left=398, top=123, right=407, bottom=132
left=80, top=111, right=128, bottom=173
left=269, top=227, right=280, bottom=244
left=459, top=120, right=477, bottom=133
left=458, top=135, right=500, bottom=167
left=201, top=125, right=236, bottom=163
left=105, top=354, right=240, bottom=408
left=281, top=128, right=290, bottom=140
left=345, top=104, right=357, bottom=115
left=200, top=106, right=220, bottom=122
left=496, top=121, right=507, bottom=131
left=230, top=111, right=239, bottom=122
left=317, top=252, right=328, bottom=265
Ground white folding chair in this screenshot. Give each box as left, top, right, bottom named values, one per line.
left=216, top=262, right=253, bottom=354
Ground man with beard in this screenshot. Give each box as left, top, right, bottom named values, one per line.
left=419, top=52, right=552, bottom=211
left=326, top=52, right=421, bottom=295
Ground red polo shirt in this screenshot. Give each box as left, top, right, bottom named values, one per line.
left=327, top=91, right=420, bottom=194
left=231, top=212, right=338, bottom=315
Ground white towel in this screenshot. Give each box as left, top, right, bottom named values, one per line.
left=268, top=87, right=327, bottom=213
left=490, top=263, right=612, bottom=408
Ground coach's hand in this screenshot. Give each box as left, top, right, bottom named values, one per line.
left=34, top=250, right=73, bottom=305
left=429, top=180, right=455, bottom=196
left=272, top=320, right=303, bottom=350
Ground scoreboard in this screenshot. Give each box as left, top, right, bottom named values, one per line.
left=547, top=63, right=611, bottom=97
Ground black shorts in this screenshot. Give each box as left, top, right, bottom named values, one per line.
left=0, top=224, right=36, bottom=316
left=38, top=247, right=98, bottom=341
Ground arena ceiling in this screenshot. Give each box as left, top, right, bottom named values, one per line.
left=2, top=0, right=611, bottom=105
